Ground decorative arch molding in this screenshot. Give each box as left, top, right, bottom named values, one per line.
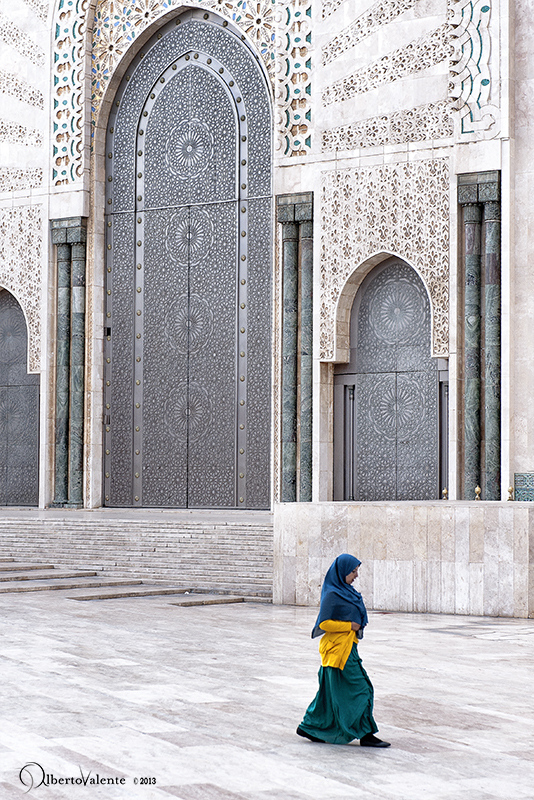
left=333, top=251, right=435, bottom=364
left=0, top=205, right=43, bottom=373
left=319, top=158, right=450, bottom=361
left=52, top=0, right=311, bottom=186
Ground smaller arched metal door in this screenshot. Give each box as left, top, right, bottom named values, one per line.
left=334, top=259, right=440, bottom=501
left=0, top=289, right=39, bottom=505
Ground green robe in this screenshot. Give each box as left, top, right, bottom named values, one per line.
left=299, top=642, right=379, bottom=744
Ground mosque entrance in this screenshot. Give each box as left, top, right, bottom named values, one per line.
left=334, top=259, right=440, bottom=501
left=103, top=11, right=272, bottom=508
left=0, top=289, right=39, bottom=505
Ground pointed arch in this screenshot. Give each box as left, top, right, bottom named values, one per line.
left=332, top=250, right=435, bottom=364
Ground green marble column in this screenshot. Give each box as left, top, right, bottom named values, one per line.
left=463, top=203, right=482, bottom=499
left=483, top=200, right=501, bottom=500
left=50, top=218, right=87, bottom=507
left=277, top=194, right=314, bottom=503
left=52, top=237, right=71, bottom=505
left=68, top=228, right=87, bottom=505
left=299, top=216, right=313, bottom=503
left=280, top=219, right=299, bottom=502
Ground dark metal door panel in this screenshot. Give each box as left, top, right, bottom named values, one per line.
left=104, top=14, right=272, bottom=509
left=141, top=207, right=189, bottom=507
left=245, top=196, right=273, bottom=508
left=0, top=291, right=39, bottom=506
left=334, top=259, right=439, bottom=501
left=144, top=63, right=236, bottom=210
left=187, top=200, right=237, bottom=507
left=396, top=370, right=438, bottom=500
left=4, top=385, right=40, bottom=505
left=356, top=262, right=434, bottom=374
left=0, top=386, right=6, bottom=504
left=104, top=212, right=136, bottom=507
left=355, top=372, right=397, bottom=501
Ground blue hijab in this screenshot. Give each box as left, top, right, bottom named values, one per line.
left=311, top=554, right=368, bottom=638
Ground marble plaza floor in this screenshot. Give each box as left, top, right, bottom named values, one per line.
left=0, top=591, right=533, bottom=800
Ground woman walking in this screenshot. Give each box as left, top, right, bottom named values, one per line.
left=297, top=553, right=390, bottom=747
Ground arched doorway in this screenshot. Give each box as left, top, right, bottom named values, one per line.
left=103, top=10, right=272, bottom=508
left=334, top=258, right=443, bottom=501
left=0, top=289, right=39, bottom=506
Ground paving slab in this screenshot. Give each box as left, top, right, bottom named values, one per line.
left=0, top=590, right=532, bottom=799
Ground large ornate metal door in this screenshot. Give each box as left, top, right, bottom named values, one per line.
left=334, top=260, right=439, bottom=500
left=104, top=11, right=272, bottom=508
left=0, top=290, right=39, bottom=505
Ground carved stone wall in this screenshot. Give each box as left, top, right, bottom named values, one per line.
left=21, top=0, right=49, bottom=22
left=322, top=23, right=451, bottom=107
left=52, top=0, right=311, bottom=185
left=0, top=12, right=46, bottom=67
left=320, top=159, right=450, bottom=361
left=320, top=0, right=500, bottom=149
left=321, top=0, right=418, bottom=66
left=0, top=168, right=43, bottom=192
left=52, top=0, right=88, bottom=186
left=0, top=206, right=43, bottom=373
left=322, top=100, right=453, bottom=151
left=0, top=120, right=43, bottom=149
left=0, top=69, right=44, bottom=110
left=0, top=4, right=47, bottom=194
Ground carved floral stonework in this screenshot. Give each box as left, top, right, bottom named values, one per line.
left=322, top=100, right=453, bottom=151
left=0, top=168, right=43, bottom=192
left=0, top=12, right=45, bottom=67
left=322, top=23, right=451, bottom=106
left=51, top=0, right=311, bottom=185
left=21, top=0, right=49, bottom=22
left=319, top=159, right=450, bottom=360
left=52, top=0, right=88, bottom=185
left=321, top=0, right=417, bottom=66
left=0, top=69, right=44, bottom=110
left=0, top=206, right=43, bottom=373
left=0, top=120, right=43, bottom=149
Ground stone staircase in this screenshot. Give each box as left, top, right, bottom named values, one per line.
left=0, top=557, right=252, bottom=603
left=0, top=512, right=273, bottom=600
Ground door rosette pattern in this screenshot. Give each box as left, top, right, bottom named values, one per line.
left=334, top=261, right=439, bottom=502
left=166, top=119, right=215, bottom=179
left=0, top=290, right=40, bottom=506
left=165, top=208, right=214, bottom=267
left=164, top=294, right=214, bottom=356
left=368, top=278, right=423, bottom=345
left=164, top=382, right=212, bottom=444
left=368, top=377, right=425, bottom=442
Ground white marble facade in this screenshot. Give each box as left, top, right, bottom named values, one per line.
left=274, top=501, right=533, bottom=617
left=0, top=0, right=532, bottom=614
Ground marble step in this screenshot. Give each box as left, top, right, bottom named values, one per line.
left=67, top=586, right=210, bottom=601
left=0, top=578, right=144, bottom=594
left=0, top=563, right=55, bottom=572
left=0, top=569, right=98, bottom=582
left=68, top=588, right=266, bottom=603
left=0, top=561, right=272, bottom=579
left=0, top=555, right=272, bottom=572
left=169, top=595, right=246, bottom=606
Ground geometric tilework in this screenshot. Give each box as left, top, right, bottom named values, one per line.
left=514, top=473, right=534, bottom=502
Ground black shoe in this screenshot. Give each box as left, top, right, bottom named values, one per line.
left=360, top=733, right=391, bottom=748
left=296, top=726, right=325, bottom=743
